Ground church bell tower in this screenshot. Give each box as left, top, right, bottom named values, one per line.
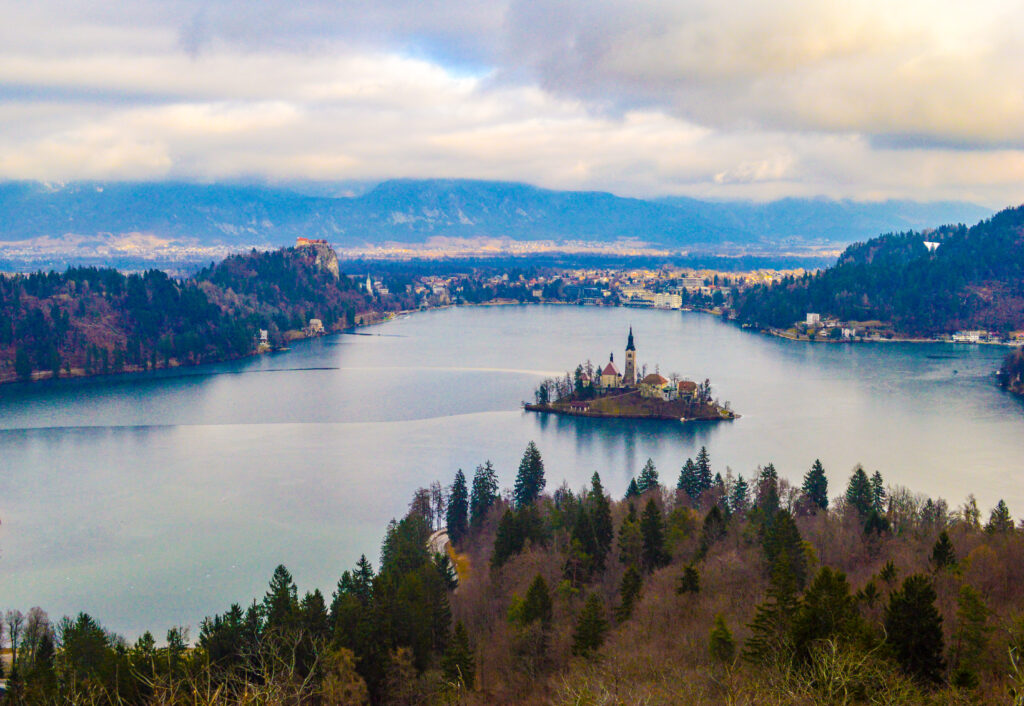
left=624, top=326, right=636, bottom=385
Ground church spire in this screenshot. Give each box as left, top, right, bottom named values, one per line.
left=626, top=326, right=635, bottom=351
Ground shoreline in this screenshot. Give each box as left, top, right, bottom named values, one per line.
left=523, top=402, right=738, bottom=423
left=4, top=298, right=1019, bottom=390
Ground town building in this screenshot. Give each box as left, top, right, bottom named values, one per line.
left=599, top=354, right=622, bottom=388
left=624, top=327, right=636, bottom=385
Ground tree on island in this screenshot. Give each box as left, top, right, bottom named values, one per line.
left=513, top=442, right=546, bottom=508
left=845, top=466, right=874, bottom=517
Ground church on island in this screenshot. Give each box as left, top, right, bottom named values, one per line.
left=525, top=327, right=733, bottom=421
left=593, top=328, right=698, bottom=402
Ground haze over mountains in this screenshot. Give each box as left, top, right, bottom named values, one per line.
left=0, top=179, right=993, bottom=255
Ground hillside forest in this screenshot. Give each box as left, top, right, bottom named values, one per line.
left=3, top=444, right=1023, bottom=705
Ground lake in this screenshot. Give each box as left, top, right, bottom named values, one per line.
left=1, top=305, right=1022, bottom=637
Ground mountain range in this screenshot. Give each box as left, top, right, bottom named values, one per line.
left=0, top=179, right=994, bottom=252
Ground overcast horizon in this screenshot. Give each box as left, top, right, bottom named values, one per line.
left=3, top=1, right=1024, bottom=208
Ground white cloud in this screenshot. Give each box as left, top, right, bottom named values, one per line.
left=0, top=0, right=1022, bottom=206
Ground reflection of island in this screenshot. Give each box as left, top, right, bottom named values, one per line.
left=524, top=328, right=738, bottom=422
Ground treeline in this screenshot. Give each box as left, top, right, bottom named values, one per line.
left=5, top=444, right=1024, bottom=704
left=0, top=245, right=379, bottom=383
left=734, top=205, right=1024, bottom=335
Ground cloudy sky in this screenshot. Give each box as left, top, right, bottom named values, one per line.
left=2, top=0, right=1023, bottom=206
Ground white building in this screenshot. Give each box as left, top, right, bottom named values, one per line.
left=654, top=292, right=683, bottom=309
left=806, top=313, right=821, bottom=326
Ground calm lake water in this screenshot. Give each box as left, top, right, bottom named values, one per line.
left=1, top=305, right=1023, bottom=637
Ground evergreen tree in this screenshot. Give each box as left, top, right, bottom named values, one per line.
left=513, top=441, right=546, bottom=508
left=521, top=575, right=553, bottom=626
left=985, top=499, right=1014, bottom=533
left=491, top=510, right=520, bottom=568
left=701, top=505, right=728, bottom=549
left=440, top=621, right=475, bottom=689
left=730, top=474, right=750, bottom=515
left=446, top=469, right=469, bottom=545
left=755, top=464, right=780, bottom=517
left=617, top=503, right=642, bottom=568
left=615, top=565, right=643, bottom=622
left=709, top=614, right=735, bottom=665
left=762, top=510, right=807, bottom=588
left=743, top=556, right=799, bottom=666
left=588, top=472, right=614, bottom=572
left=677, top=565, right=700, bottom=594
left=469, top=461, right=499, bottom=528
left=801, top=459, right=829, bottom=512
left=572, top=593, right=609, bottom=657
left=677, top=458, right=699, bottom=501
left=695, top=446, right=713, bottom=494
left=640, top=499, right=669, bottom=573
left=885, top=574, right=946, bottom=684
left=263, top=565, right=299, bottom=633
left=790, top=566, right=860, bottom=662
left=950, top=584, right=990, bottom=689
left=845, top=467, right=874, bottom=517
left=879, top=560, right=898, bottom=586
left=637, top=458, right=659, bottom=493
left=870, top=471, right=887, bottom=513
left=625, top=477, right=640, bottom=499
left=930, top=531, right=956, bottom=569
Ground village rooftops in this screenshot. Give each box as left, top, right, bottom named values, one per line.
left=602, top=360, right=620, bottom=375
left=640, top=373, right=669, bottom=385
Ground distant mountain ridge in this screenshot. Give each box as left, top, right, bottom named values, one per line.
left=0, top=179, right=993, bottom=250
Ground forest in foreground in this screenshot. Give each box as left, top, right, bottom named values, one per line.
left=2, top=445, right=1023, bottom=705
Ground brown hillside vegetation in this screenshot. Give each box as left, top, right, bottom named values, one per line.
left=5, top=449, right=1024, bottom=705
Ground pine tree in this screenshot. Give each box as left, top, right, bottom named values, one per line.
left=709, top=614, right=735, bottom=664
left=870, top=470, right=886, bottom=512
left=730, top=474, right=750, bottom=515
left=637, top=458, right=659, bottom=493
left=469, top=461, right=499, bottom=527
left=743, top=556, right=799, bottom=666
left=625, top=477, right=640, bottom=499
left=677, top=457, right=699, bottom=501
left=640, top=499, right=669, bottom=573
left=521, top=575, right=553, bottom=626
left=950, top=584, right=989, bottom=689
left=588, top=473, right=614, bottom=572
left=440, top=621, right=475, bottom=688
left=617, top=503, right=642, bottom=568
left=985, top=499, right=1014, bottom=533
left=572, top=593, right=608, bottom=657
left=491, top=510, right=522, bottom=568
left=615, top=565, right=643, bottom=622
left=755, top=464, right=780, bottom=517
left=801, top=459, right=828, bottom=512
left=790, top=566, right=860, bottom=662
left=845, top=467, right=873, bottom=517
left=885, top=574, right=946, bottom=684
left=446, top=469, right=469, bottom=545
left=263, top=564, right=299, bottom=633
left=930, top=531, right=956, bottom=569
left=695, top=446, right=712, bottom=494
left=677, top=565, right=700, bottom=594
left=513, top=441, right=546, bottom=508
left=762, top=510, right=807, bottom=588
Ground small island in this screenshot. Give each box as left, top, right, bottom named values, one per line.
left=524, top=327, right=738, bottom=422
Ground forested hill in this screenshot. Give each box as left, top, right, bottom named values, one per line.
left=0, top=243, right=378, bottom=384
left=734, top=204, right=1024, bottom=335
